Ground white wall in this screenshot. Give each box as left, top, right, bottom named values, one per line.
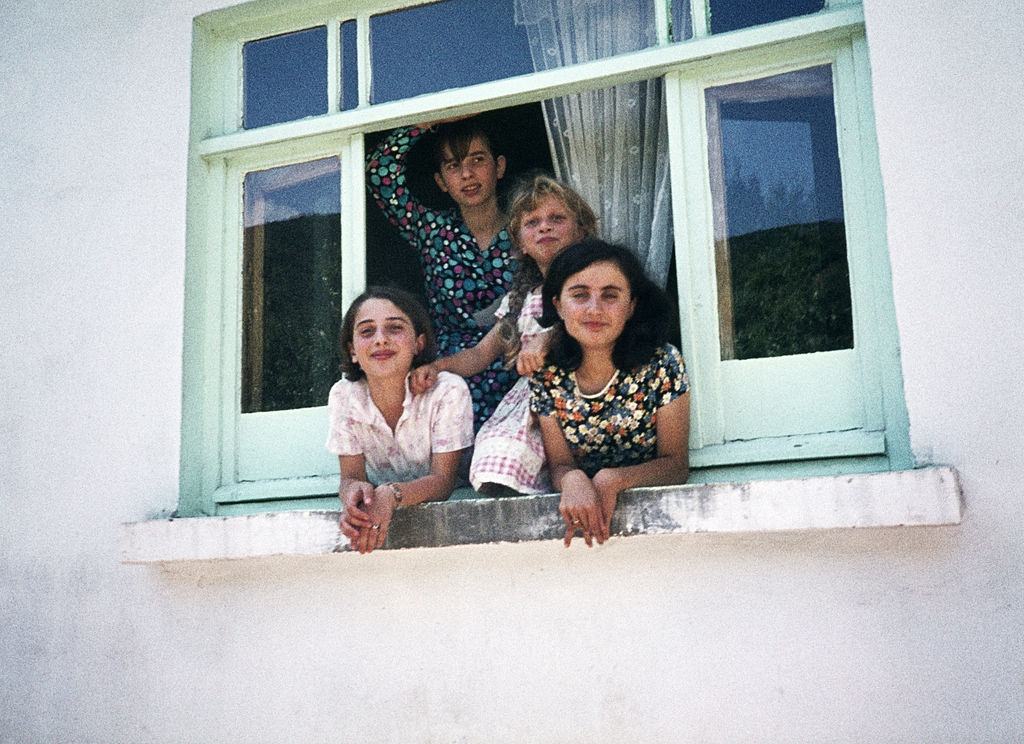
left=2, top=1, right=1022, bottom=742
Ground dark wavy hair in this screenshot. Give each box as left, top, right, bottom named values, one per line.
left=495, top=173, right=598, bottom=367
left=338, top=286, right=437, bottom=381
left=431, top=118, right=503, bottom=169
left=540, top=239, right=672, bottom=372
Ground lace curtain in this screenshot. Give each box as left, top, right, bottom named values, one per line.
left=513, top=0, right=674, bottom=286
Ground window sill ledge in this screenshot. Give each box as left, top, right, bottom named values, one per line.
left=121, top=466, right=962, bottom=564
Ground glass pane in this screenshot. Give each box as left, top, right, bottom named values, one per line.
left=672, top=0, right=694, bottom=42
left=242, top=158, right=342, bottom=413
left=371, top=0, right=660, bottom=102
left=515, top=0, right=659, bottom=72
left=708, top=0, right=824, bottom=34
left=243, top=27, right=327, bottom=129
left=706, top=65, right=852, bottom=361
left=371, top=0, right=533, bottom=103
left=341, top=20, right=359, bottom=111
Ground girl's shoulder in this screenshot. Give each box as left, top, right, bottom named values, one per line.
left=630, top=344, right=689, bottom=397
left=530, top=362, right=573, bottom=392
left=520, top=287, right=544, bottom=318
left=418, top=372, right=473, bottom=419
left=420, top=372, right=472, bottom=409
left=327, top=377, right=370, bottom=415
left=623, top=344, right=686, bottom=380
left=434, top=370, right=472, bottom=394
left=654, top=343, right=685, bottom=368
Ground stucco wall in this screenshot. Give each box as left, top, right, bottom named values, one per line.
left=2, top=1, right=1022, bottom=742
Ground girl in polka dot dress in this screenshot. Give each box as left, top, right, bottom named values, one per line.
left=367, top=120, right=517, bottom=429
left=411, top=175, right=598, bottom=495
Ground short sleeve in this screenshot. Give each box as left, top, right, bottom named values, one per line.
left=325, top=379, right=364, bottom=456
left=653, top=345, right=690, bottom=408
left=529, top=369, right=556, bottom=417
left=492, top=293, right=512, bottom=321
left=429, top=373, right=475, bottom=453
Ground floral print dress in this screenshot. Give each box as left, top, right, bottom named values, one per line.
left=529, top=344, right=689, bottom=477
left=367, top=125, right=518, bottom=429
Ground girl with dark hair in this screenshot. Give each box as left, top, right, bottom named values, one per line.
left=411, top=175, right=598, bottom=495
left=530, top=240, right=691, bottom=547
left=327, top=287, right=474, bottom=554
left=367, top=118, right=517, bottom=430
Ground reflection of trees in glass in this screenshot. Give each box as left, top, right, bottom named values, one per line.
left=724, top=170, right=852, bottom=359
left=243, top=213, right=341, bottom=412
left=725, top=168, right=816, bottom=236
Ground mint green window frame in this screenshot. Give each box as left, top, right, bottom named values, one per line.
left=181, top=0, right=909, bottom=517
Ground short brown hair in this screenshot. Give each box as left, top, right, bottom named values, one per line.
left=432, top=119, right=500, bottom=169
left=338, top=286, right=437, bottom=381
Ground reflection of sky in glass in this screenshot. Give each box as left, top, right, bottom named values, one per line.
left=712, top=67, right=844, bottom=238
left=709, top=67, right=852, bottom=360
left=370, top=0, right=533, bottom=103
left=244, top=159, right=340, bottom=228
left=724, top=119, right=813, bottom=192
left=709, top=0, right=824, bottom=34
left=341, top=20, right=359, bottom=111
left=672, top=0, right=693, bottom=41
left=243, top=27, right=327, bottom=129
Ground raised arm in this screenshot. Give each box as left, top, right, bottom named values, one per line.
left=365, top=125, right=434, bottom=248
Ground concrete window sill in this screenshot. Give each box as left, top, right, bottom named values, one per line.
left=121, top=466, right=962, bottom=563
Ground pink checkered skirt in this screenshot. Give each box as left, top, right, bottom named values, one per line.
left=469, top=376, right=550, bottom=494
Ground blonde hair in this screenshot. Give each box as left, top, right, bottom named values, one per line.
left=497, top=174, right=599, bottom=367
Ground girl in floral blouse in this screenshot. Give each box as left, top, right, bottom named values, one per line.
left=327, top=287, right=474, bottom=554
left=530, top=240, right=690, bottom=547
left=412, top=174, right=598, bottom=495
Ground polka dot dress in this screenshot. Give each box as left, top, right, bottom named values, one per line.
left=367, top=126, right=518, bottom=429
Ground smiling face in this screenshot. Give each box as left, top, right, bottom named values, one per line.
left=553, top=260, right=636, bottom=353
left=517, top=194, right=586, bottom=275
left=433, top=136, right=506, bottom=209
left=348, top=299, right=424, bottom=382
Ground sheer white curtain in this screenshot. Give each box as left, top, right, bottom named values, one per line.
left=514, top=0, right=674, bottom=285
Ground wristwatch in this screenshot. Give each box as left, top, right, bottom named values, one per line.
left=387, top=482, right=404, bottom=505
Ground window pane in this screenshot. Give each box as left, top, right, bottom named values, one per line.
left=709, top=0, right=824, bottom=34
left=706, top=65, right=852, bottom=361
left=242, top=158, right=341, bottom=413
left=341, top=20, right=359, bottom=111
left=371, top=0, right=533, bottom=103
left=515, top=0, right=659, bottom=71
left=672, top=0, right=694, bottom=42
left=243, top=27, right=327, bottom=129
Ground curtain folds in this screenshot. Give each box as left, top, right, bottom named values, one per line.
left=514, top=0, right=674, bottom=286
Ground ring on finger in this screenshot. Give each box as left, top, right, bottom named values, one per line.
left=371, top=523, right=381, bottom=531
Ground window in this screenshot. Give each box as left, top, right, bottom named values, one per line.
left=182, top=0, right=909, bottom=516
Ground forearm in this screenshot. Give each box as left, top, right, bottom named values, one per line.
left=366, top=125, right=422, bottom=175
left=595, top=453, right=689, bottom=495
left=549, top=463, right=590, bottom=492
left=435, top=346, right=495, bottom=378
left=387, top=469, right=460, bottom=506
left=339, top=474, right=370, bottom=493
left=434, top=326, right=503, bottom=377
left=366, top=125, right=427, bottom=235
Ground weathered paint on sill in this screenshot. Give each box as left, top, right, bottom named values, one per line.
left=123, top=466, right=962, bottom=564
